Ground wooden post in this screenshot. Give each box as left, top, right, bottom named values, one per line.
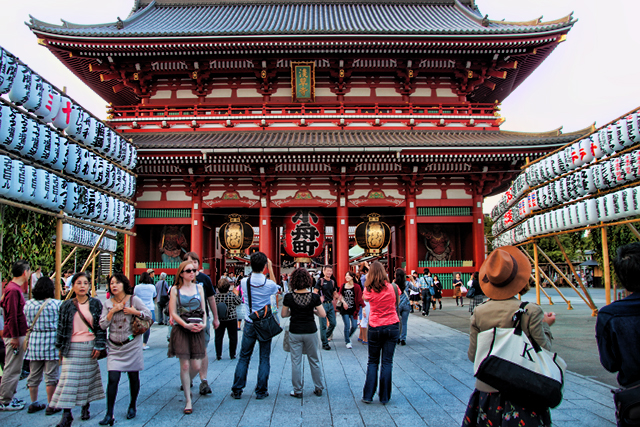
left=602, top=227, right=612, bottom=305
left=536, top=244, right=596, bottom=310
left=626, top=223, right=640, bottom=240
left=91, top=256, right=96, bottom=297
left=553, top=236, right=598, bottom=316
left=54, top=215, right=63, bottom=300
left=109, top=253, right=113, bottom=276
left=533, top=243, right=541, bottom=305
left=51, top=247, right=77, bottom=281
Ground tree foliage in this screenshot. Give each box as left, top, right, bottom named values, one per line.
left=587, top=222, right=639, bottom=286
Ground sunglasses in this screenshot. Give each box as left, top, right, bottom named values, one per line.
left=183, top=269, right=197, bottom=274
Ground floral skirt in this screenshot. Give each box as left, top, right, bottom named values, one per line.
left=462, top=389, right=551, bottom=427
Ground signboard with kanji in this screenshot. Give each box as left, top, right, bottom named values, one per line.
left=283, top=209, right=325, bottom=262
left=291, top=62, right=315, bottom=103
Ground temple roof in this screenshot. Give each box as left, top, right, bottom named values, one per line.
left=28, top=0, right=574, bottom=39
left=130, top=127, right=591, bottom=152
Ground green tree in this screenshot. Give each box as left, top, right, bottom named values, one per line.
left=587, top=222, right=639, bottom=286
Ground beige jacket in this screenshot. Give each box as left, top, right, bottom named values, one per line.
left=468, top=297, right=553, bottom=393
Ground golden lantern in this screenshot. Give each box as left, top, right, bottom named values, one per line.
left=218, top=214, right=254, bottom=257
left=355, top=213, right=391, bottom=256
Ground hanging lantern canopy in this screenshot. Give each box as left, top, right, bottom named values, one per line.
left=218, top=214, right=254, bottom=257
left=355, top=213, right=391, bottom=256
left=283, top=209, right=325, bottom=263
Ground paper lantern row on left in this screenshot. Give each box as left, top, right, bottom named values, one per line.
left=0, top=46, right=136, bottom=171
left=62, top=224, right=118, bottom=252
left=0, top=155, right=135, bottom=229
left=0, top=105, right=136, bottom=198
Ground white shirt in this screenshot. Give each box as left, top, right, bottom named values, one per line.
left=134, top=283, right=157, bottom=311
left=240, top=273, right=279, bottom=323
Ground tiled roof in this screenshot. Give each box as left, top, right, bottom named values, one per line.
left=130, top=128, right=591, bottom=151
left=28, top=0, right=574, bottom=38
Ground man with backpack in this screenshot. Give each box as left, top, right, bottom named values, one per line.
left=155, top=272, right=170, bottom=325
left=314, top=265, right=338, bottom=351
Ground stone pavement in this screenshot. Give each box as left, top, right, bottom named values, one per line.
left=0, top=295, right=617, bottom=426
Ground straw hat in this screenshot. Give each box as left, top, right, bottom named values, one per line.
left=479, top=246, right=531, bottom=300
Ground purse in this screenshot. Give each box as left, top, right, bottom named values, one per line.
left=23, top=299, right=50, bottom=352
left=247, top=275, right=282, bottom=342
left=613, top=381, right=640, bottom=426
left=466, top=286, right=476, bottom=299
left=73, top=299, right=107, bottom=360
left=130, top=297, right=154, bottom=336
left=474, top=302, right=566, bottom=409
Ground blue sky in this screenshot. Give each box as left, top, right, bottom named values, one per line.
left=2, top=0, right=638, bottom=213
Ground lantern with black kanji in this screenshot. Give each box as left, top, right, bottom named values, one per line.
left=355, top=213, right=391, bottom=256
left=218, top=214, right=254, bottom=257
left=283, top=209, right=325, bottom=263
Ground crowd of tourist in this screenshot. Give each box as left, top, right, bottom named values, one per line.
left=5, top=242, right=640, bottom=427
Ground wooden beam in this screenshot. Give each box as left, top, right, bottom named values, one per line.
left=55, top=215, right=63, bottom=300
left=51, top=247, right=77, bottom=281
left=521, top=248, right=576, bottom=309
left=627, top=223, right=640, bottom=240
left=553, top=236, right=598, bottom=316
left=536, top=244, right=595, bottom=310
left=533, top=243, right=541, bottom=305
left=602, top=227, right=612, bottom=305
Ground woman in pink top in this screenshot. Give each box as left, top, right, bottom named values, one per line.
left=361, top=261, right=400, bottom=405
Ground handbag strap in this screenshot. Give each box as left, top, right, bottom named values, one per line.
left=512, top=301, right=543, bottom=353
left=73, top=299, right=95, bottom=332
left=390, top=282, right=399, bottom=308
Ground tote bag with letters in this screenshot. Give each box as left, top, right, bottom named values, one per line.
left=473, top=302, right=567, bottom=408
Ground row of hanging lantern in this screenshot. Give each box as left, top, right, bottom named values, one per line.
left=218, top=211, right=391, bottom=260
left=0, top=47, right=136, bottom=171
left=0, top=154, right=135, bottom=229
left=491, top=111, right=640, bottom=222
left=61, top=223, right=118, bottom=252
left=492, top=107, right=640, bottom=247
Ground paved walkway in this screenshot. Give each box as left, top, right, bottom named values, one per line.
left=0, top=298, right=616, bottom=426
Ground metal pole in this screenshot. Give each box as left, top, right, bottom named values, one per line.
left=602, top=227, right=612, bottom=305
left=533, top=244, right=541, bottom=305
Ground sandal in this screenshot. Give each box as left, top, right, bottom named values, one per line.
left=184, top=407, right=193, bottom=415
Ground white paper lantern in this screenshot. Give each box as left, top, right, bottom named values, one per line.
left=0, top=49, right=18, bottom=95
left=8, top=65, right=32, bottom=106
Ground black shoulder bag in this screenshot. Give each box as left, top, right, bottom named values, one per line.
left=613, top=380, right=640, bottom=426
left=247, top=275, right=282, bottom=342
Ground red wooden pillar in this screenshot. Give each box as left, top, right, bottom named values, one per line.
left=190, top=188, right=203, bottom=255
left=472, top=193, right=486, bottom=270
left=405, top=192, right=418, bottom=274
left=259, top=195, right=271, bottom=257
left=336, top=201, right=349, bottom=287
left=125, top=225, right=136, bottom=278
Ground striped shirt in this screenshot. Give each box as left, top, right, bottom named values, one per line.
left=24, top=298, right=62, bottom=361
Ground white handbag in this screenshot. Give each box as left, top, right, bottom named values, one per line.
left=474, top=302, right=567, bottom=408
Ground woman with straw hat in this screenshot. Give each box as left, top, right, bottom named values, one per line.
left=462, top=246, right=557, bottom=427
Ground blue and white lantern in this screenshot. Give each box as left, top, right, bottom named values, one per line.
left=0, top=154, right=12, bottom=197
left=8, top=65, right=32, bottom=106
left=0, top=49, right=18, bottom=95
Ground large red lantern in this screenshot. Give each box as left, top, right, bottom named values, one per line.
left=283, top=209, right=325, bottom=262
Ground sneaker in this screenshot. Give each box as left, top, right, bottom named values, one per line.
left=231, top=390, right=242, bottom=399
left=313, top=388, right=323, bottom=397
left=400, top=340, right=406, bottom=346
left=290, top=390, right=302, bottom=398
left=255, top=392, right=269, bottom=400
left=322, top=344, right=331, bottom=351
left=143, top=345, right=150, bottom=350
left=199, top=380, right=212, bottom=395
left=0, top=399, right=25, bottom=411
left=27, top=402, right=46, bottom=413
left=346, top=343, right=352, bottom=349
left=361, top=398, right=373, bottom=404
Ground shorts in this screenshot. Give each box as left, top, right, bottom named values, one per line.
left=27, top=359, right=60, bottom=387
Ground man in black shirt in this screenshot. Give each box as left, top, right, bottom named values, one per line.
left=185, top=252, right=219, bottom=395
left=314, top=265, right=338, bottom=350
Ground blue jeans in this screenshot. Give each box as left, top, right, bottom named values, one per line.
left=398, top=304, right=410, bottom=341
left=319, top=302, right=336, bottom=346
left=362, top=323, right=399, bottom=404
left=342, top=314, right=358, bottom=344
left=143, top=310, right=155, bottom=344
left=231, top=322, right=272, bottom=396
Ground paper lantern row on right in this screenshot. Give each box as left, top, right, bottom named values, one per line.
left=62, top=223, right=118, bottom=253
left=491, top=112, right=640, bottom=221
left=0, top=155, right=135, bottom=230
left=493, top=187, right=640, bottom=248
left=492, top=150, right=640, bottom=236
left=0, top=46, right=136, bottom=171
